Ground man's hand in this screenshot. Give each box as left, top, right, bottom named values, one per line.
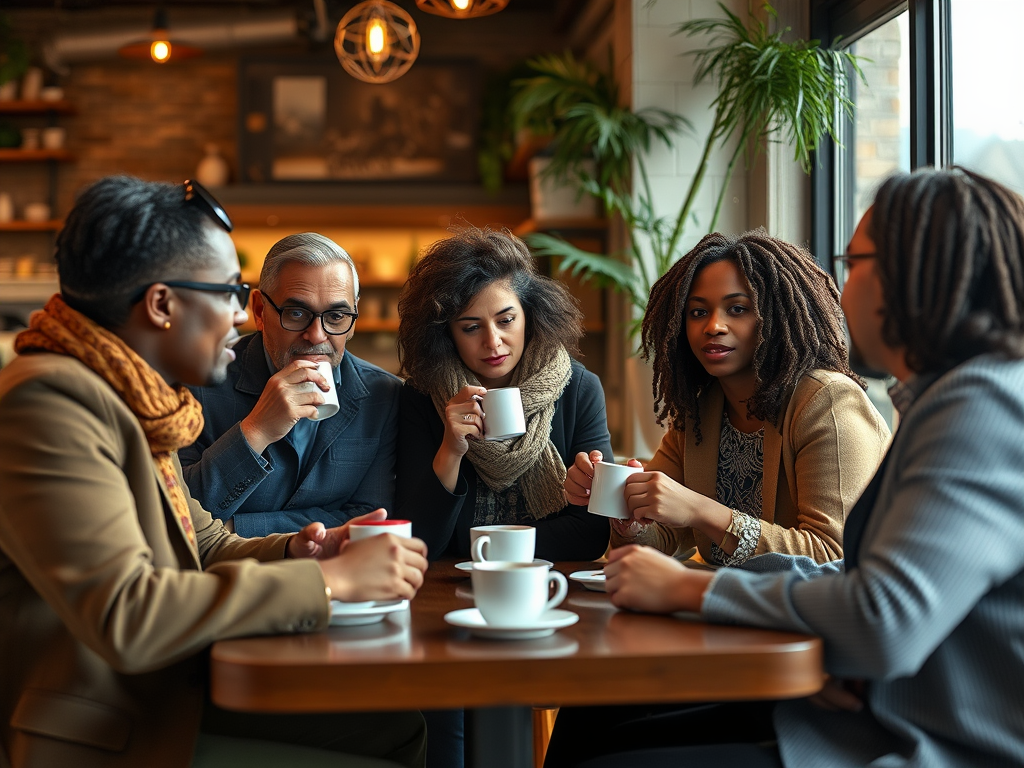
left=287, top=508, right=388, bottom=560
left=319, top=534, right=429, bottom=603
left=604, top=544, right=713, bottom=614
left=240, top=360, right=330, bottom=455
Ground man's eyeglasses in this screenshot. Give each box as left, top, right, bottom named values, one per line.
left=832, top=252, right=877, bottom=270
left=185, top=179, right=233, bottom=232
left=130, top=280, right=251, bottom=309
left=261, top=292, right=358, bottom=335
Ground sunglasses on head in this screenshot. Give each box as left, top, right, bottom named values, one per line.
left=184, top=179, right=233, bottom=232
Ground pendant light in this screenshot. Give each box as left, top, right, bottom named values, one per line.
left=415, top=0, right=509, bottom=18
left=334, top=0, right=419, bottom=84
left=118, top=7, right=201, bottom=64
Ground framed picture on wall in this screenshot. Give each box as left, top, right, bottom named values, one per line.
left=239, top=57, right=481, bottom=183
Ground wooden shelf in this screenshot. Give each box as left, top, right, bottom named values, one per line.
left=355, top=318, right=399, bottom=333
left=0, top=100, right=76, bottom=115
left=0, top=220, right=62, bottom=232
left=0, top=149, right=75, bottom=163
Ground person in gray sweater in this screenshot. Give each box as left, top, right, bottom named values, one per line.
left=572, top=167, right=1024, bottom=768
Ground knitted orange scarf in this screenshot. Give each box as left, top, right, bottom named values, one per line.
left=15, top=295, right=205, bottom=547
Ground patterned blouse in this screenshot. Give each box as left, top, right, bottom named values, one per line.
left=473, top=480, right=526, bottom=527
left=709, top=411, right=764, bottom=565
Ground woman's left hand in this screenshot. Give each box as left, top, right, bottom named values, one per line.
left=623, top=471, right=704, bottom=528
left=604, top=544, right=713, bottom=613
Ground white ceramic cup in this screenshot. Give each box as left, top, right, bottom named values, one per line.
left=470, top=524, right=536, bottom=563
left=348, top=519, right=413, bottom=541
left=588, top=461, right=644, bottom=519
left=303, top=361, right=339, bottom=421
left=471, top=561, right=568, bottom=627
left=481, top=387, right=526, bottom=441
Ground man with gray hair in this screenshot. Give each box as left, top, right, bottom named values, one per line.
left=180, top=233, right=402, bottom=536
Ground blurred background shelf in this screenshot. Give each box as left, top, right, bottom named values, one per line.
left=0, top=220, right=62, bottom=231
left=0, top=100, right=76, bottom=115
left=0, top=148, right=74, bottom=162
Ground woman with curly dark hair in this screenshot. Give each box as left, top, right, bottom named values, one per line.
left=563, top=230, right=890, bottom=569
left=395, top=225, right=612, bottom=563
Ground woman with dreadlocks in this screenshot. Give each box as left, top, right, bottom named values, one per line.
left=563, top=230, right=890, bottom=569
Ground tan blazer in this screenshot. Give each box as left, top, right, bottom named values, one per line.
left=0, top=353, right=331, bottom=768
left=612, top=370, right=890, bottom=563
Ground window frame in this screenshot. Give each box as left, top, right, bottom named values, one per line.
left=810, top=0, right=953, bottom=271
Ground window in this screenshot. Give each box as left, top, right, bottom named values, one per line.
left=949, top=0, right=1024, bottom=196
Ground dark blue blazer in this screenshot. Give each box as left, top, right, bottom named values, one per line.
left=180, top=333, right=402, bottom=537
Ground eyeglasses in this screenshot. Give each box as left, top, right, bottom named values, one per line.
left=832, top=252, right=877, bottom=270
left=261, top=292, right=358, bottom=335
left=130, top=280, right=251, bottom=309
left=184, top=179, right=233, bottom=232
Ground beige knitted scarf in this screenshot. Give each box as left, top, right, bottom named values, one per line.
left=429, top=344, right=572, bottom=520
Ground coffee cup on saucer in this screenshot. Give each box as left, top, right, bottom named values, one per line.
left=470, top=524, right=535, bottom=563
left=471, top=561, right=568, bottom=628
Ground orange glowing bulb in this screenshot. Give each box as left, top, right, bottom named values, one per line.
left=451, top=0, right=471, bottom=9
left=150, top=40, right=171, bottom=63
left=366, top=18, right=387, bottom=56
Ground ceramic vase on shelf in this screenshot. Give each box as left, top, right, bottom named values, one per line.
left=0, top=193, right=14, bottom=224
left=195, top=144, right=230, bottom=187
left=21, top=67, right=43, bottom=101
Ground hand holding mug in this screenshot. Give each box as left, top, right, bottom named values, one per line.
left=623, top=471, right=704, bottom=529
left=286, top=508, right=388, bottom=560
left=241, top=360, right=333, bottom=455
left=564, top=450, right=605, bottom=506
left=319, top=534, right=429, bottom=603
left=441, top=385, right=487, bottom=458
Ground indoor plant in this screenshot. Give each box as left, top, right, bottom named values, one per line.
left=0, top=14, right=30, bottom=100
left=520, top=3, right=861, bottom=322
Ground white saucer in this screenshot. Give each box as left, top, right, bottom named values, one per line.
left=443, top=607, right=578, bottom=640
left=454, top=558, right=553, bottom=573
left=568, top=569, right=606, bottom=592
left=330, top=599, right=409, bottom=627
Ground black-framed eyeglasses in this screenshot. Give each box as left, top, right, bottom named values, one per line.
left=130, top=280, right=251, bottom=309
left=184, top=179, right=233, bottom=232
left=261, top=292, right=358, bottom=335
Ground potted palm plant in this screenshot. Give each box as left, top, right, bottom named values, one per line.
left=0, top=14, right=30, bottom=101
left=519, top=2, right=861, bottom=321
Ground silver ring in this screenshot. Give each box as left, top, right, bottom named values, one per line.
left=463, top=414, right=472, bottom=422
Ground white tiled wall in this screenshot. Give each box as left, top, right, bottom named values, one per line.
left=631, top=0, right=750, bottom=256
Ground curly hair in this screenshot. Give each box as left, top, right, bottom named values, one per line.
left=641, top=229, right=856, bottom=441
left=398, top=226, right=583, bottom=390
left=870, top=166, right=1024, bottom=373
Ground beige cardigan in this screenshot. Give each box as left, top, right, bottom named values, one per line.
left=0, top=353, right=330, bottom=768
left=612, top=370, right=890, bottom=563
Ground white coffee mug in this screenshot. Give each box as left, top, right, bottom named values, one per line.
left=481, top=387, right=527, bottom=441
left=471, top=561, right=568, bottom=627
left=588, top=461, right=643, bottom=519
left=348, top=519, right=412, bottom=541
left=304, top=361, right=340, bottom=421
left=470, top=524, right=535, bottom=563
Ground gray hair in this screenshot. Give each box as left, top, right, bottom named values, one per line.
left=259, top=232, right=360, bottom=299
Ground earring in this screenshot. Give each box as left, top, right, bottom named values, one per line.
left=163, top=321, right=171, bottom=330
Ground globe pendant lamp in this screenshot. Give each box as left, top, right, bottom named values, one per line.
left=118, top=7, right=201, bottom=64
left=415, top=0, right=509, bottom=18
left=334, top=0, right=419, bottom=84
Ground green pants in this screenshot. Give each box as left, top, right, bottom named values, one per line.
left=193, top=706, right=427, bottom=768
